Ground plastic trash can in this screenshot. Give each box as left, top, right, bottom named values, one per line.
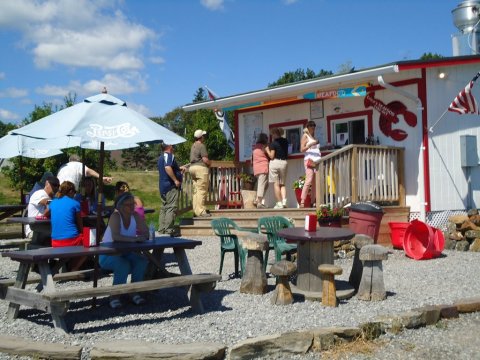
left=388, top=222, right=410, bottom=249
left=348, top=202, right=384, bottom=243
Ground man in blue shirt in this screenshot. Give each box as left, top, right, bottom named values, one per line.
left=158, top=143, right=187, bottom=236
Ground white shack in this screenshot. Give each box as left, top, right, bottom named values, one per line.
left=184, top=1, right=480, bottom=225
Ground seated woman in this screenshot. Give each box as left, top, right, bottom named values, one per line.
left=99, top=192, right=149, bottom=309
left=114, top=181, right=145, bottom=219
left=49, top=181, right=86, bottom=271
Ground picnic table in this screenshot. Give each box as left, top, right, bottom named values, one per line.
left=0, top=205, right=26, bottom=221
left=0, top=237, right=220, bottom=334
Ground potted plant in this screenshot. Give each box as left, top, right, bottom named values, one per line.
left=238, top=173, right=256, bottom=191
left=292, top=176, right=311, bottom=207
left=316, top=204, right=345, bottom=227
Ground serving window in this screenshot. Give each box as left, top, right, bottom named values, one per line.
left=269, top=119, right=307, bottom=157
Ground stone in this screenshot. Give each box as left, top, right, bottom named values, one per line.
left=374, top=310, right=426, bottom=333
left=444, top=238, right=457, bottom=250
left=455, top=240, right=470, bottom=251
left=469, top=213, right=480, bottom=226
left=270, top=260, right=296, bottom=305
left=448, top=214, right=469, bottom=225
left=467, top=208, right=479, bottom=217
left=311, top=327, right=361, bottom=351
left=460, top=220, right=478, bottom=231
left=318, top=264, right=343, bottom=307
left=358, top=245, right=389, bottom=301
left=436, top=304, right=459, bottom=319
left=454, top=296, right=480, bottom=313
left=90, top=340, right=226, bottom=360
left=0, top=335, right=82, bottom=360
left=229, top=331, right=313, bottom=359
left=412, top=305, right=441, bottom=325
left=469, top=238, right=480, bottom=252
left=349, top=234, right=374, bottom=291
left=464, top=229, right=480, bottom=239
left=449, top=231, right=464, bottom=241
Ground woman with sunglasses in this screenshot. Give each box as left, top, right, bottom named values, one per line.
left=300, top=120, right=321, bottom=207
left=99, top=192, right=149, bottom=309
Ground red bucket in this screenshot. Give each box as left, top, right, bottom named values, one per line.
left=403, top=219, right=441, bottom=260
left=388, top=222, right=409, bottom=249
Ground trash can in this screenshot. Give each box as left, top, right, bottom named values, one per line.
left=348, top=202, right=384, bottom=243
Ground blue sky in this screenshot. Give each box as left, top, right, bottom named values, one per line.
left=0, top=0, right=461, bottom=124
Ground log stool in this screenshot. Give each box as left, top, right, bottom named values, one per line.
left=318, top=264, right=343, bottom=307
left=237, top=232, right=269, bottom=295
left=357, top=244, right=389, bottom=301
left=270, top=260, right=296, bottom=305
left=348, top=234, right=374, bottom=291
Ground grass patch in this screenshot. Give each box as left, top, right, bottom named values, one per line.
left=319, top=336, right=387, bottom=359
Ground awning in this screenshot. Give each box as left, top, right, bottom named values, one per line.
left=183, top=65, right=399, bottom=112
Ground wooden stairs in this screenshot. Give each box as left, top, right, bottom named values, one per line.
left=179, top=206, right=410, bottom=247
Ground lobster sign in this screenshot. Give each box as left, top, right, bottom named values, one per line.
left=364, top=92, right=417, bottom=141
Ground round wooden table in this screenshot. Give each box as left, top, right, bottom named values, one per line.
left=277, top=227, right=355, bottom=301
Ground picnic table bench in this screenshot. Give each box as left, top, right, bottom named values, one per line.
left=1, top=237, right=220, bottom=334
left=0, top=205, right=26, bottom=222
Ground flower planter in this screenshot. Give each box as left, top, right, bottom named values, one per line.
left=294, top=188, right=311, bottom=208
left=317, top=217, right=342, bottom=228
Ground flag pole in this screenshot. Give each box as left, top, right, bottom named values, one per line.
left=428, top=108, right=449, bottom=133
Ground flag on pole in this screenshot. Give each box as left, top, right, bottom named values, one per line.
left=205, top=86, right=235, bottom=150
left=448, top=72, right=480, bottom=114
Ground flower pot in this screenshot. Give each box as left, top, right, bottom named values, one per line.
left=317, top=217, right=342, bottom=228
left=294, top=188, right=311, bottom=208
left=242, top=181, right=255, bottom=191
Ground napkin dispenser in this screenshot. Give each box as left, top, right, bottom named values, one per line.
left=305, top=214, right=317, bottom=231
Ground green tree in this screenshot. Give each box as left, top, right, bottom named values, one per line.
left=420, top=52, right=445, bottom=60
left=121, top=144, right=157, bottom=170
left=0, top=121, right=15, bottom=137
left=268, top=68, right=333, bottom=87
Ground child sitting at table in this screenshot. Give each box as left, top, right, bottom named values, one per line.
left=49, top=181, right=86, bottom=271
left=99, top=192, right=149, bottom=309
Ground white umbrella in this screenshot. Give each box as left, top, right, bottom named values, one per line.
left=11, top=93, right=185, bottom=146
left=10, top=92, right=186, bottom=250
left=0, top=132, right=62, bottom=159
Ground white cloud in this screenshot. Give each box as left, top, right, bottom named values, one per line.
left=36, top=72, right=148, bottom=98
left=201, top=0, right=224, bottom=11
left=0, top=72, right=5, bottom=80
left=150, top=56, right=166, bottom=65
left=0, top=108, right=20, bottom=121
left=0, top=88, right=28, bottom=98
left=0, top=0, right=159, bottom=71
left=127, top=102, right=152, bottom=117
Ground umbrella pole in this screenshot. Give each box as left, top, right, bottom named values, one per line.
left=19, top=156, right=24, bottom=204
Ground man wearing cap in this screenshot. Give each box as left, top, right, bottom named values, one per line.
left=158, top=143, right=187, bottom=236
left=26, top=176, right=60, bottom=240
left=189, top=129, right=211, bottom=217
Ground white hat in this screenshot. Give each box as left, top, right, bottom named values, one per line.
left=194, top=129, right=207, bottom=139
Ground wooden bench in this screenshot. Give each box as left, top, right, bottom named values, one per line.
left=0, top=269, right=96, bottom=298
left=5, top=273, right=221, bottom=333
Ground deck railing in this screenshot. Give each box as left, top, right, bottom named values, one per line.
left=177, top=145, right=405, bottom=214
left=316, top=144, right=405, bottom=208
left=178, top=161, right=249, bottom=215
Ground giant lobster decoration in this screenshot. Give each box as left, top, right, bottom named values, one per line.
left=364, top=92, right=417, bottom=141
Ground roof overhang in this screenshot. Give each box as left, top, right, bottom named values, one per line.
left=183, top=65, right=399, bottom=112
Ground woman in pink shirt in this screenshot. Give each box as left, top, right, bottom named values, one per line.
left=252, top=133, right=270, bottom=208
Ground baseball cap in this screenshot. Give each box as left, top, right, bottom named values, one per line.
left=194, top=129, right=207, bottom=139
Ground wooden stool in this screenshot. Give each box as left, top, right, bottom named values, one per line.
left=318, top=264, right=343, bottom=307
left=349, top=234, right=374, bottom=291
left=237, top=232, right=269, bottom=295
left=357, top=244, right=389, bottom=301
left=270, top=260, right=296, bottom=305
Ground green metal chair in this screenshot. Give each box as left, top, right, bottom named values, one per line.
left=257, top=216, right=297, bottom=271
left=211, top=218, right=249, bottom=278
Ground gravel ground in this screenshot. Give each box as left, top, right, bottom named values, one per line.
left=0, top=235, right=479, bottom=359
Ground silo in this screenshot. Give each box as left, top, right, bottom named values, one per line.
left=452, top=1, right=480, bottom=55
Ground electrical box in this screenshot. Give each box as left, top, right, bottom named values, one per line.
left=460, top=135, right=478, bottom=167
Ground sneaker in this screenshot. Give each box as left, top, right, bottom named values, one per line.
left=257, top=203, right=266, bottom=209
left=198, top=212, right=212, bottom=217
left=131, top=293, right=146, bottom=305
left=273, top=202, right=283, bottom=209
left=109, top=297, right=122, bottom=309
left=282, top=199, right=287, bottom=208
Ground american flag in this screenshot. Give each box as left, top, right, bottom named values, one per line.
left=448, top=72, right=480, bottom=115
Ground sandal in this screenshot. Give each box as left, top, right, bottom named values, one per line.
left=109, top=298, right=122, bottom=309
left=299, top=202, right=305, bottom=208
left=131, top=294, right=146, bottom=305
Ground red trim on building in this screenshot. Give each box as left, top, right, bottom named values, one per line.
left=397, top=57, right=480, bottom=71
left=326, top=110, right=373, bottom=144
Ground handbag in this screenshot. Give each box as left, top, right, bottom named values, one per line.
left=306, top=159, right=317, bottom=169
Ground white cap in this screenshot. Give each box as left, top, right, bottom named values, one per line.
left=194, top=129, right=207, bottom=139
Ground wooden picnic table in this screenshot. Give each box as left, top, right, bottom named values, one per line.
left=0, top=237, right=219, bottom=334
left=0, top=205, right=26, bottom=221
